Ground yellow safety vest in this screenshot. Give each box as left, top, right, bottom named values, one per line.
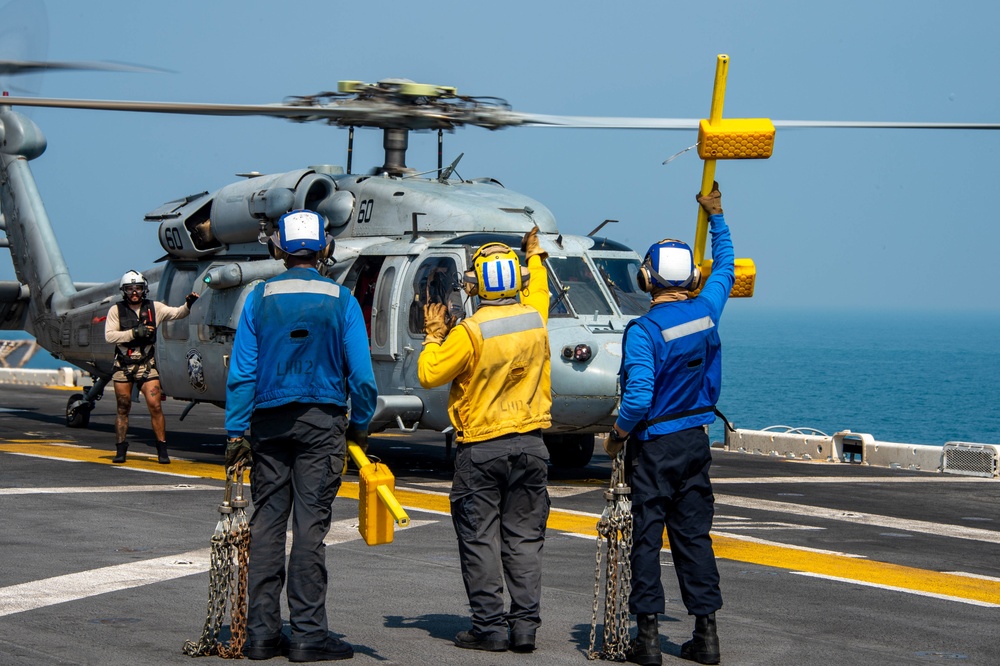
left=448, top=303, right=552, bottom=443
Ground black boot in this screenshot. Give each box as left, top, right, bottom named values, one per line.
left=626, top=613, right=661, bottom=665
left=680, top=613, right=720, bottom=665
left=112, top=442, right=128, bottom=464
left=155, top=441, right=170, bottom=464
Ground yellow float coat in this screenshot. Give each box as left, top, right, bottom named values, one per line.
left=418, top=256, right=551, bottom=443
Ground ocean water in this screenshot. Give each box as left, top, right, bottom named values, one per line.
left=5, top=308, right=999, bottom=447
left=712, top=307, right=1000, bottom=447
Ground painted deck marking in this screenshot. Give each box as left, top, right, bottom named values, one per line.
left=790, top=572, right=1000, bottom=608
left=4, top=439, right=1000, bottom=607
left=715, top=493, right=1000, bottom=544
left=0, top=484, right=219, bottom=495
left=0, top=517, right=437, bottom=617
left=0, top=549, right=213, bottom=618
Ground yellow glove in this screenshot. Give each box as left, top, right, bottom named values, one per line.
left=696, top=181, right=723, bottom=216
left=423, top=302, right=450, bottom=345
left=520, top=226, right=549, bottom=261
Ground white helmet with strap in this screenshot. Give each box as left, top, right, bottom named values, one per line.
left=119, top=270, right=148, bottom=298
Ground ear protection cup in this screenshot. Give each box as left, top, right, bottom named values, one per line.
left=636, top=262, right=653, bottom=293
left=463, top=269, right=480, bottom=297
left=317, top=236, right=334, bottom=260
left=268, top=239, right=288, bottom=261
left=689, top=265, right=702, bottom=291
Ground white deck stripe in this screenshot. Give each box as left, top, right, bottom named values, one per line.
left=714, top=475, right=996, bottom=484
left=790, top=572, right=1000, bottom=608
left=716, top=494, right=1000, bottom=544
left=0, top=484, right=219, bottom=495
left=942, top=571, right=1000, bottom=583
left=0, top=549, right=213, bottom=617
left=0, top=518, right=436, bottom=618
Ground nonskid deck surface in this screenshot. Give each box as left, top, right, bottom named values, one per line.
left=0, top=385, right=997, bottom=665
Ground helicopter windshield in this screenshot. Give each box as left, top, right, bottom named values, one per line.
left=591, top=257, right=651, bottom=316
left=546, top=256, right=614, bottom=317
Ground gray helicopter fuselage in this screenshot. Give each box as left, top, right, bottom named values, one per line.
left=142, top=169, right=644, bottom=437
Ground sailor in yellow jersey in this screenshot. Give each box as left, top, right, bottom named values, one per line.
left=418, top=227, right=551, bottom=653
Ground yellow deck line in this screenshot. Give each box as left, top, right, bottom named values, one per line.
left=3, top=439, right=998, bottom=605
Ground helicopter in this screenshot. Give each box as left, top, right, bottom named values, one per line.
left=2, top=71, right=998, bottom=468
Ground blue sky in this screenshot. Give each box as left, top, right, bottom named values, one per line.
left=2, top=0, right=999, bottom=313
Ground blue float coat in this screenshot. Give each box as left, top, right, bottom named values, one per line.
left=616, top=213, right=734, bottom=439
left=225, top=266, right=377, bottom=437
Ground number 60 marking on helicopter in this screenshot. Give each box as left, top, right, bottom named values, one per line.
left=357, top=199, right=374, bottom=223
left=162, top=227, right=184, bottom=250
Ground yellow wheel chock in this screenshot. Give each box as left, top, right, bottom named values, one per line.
left=348, top=442, right=410, bottom=546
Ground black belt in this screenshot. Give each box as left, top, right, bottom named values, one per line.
left=638, top=405, right=734, bottom=433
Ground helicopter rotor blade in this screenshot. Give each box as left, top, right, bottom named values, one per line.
left=771, top=119, right=1000, bottom=130
left=510, top=113, right=1000, bottom=131
left=2, top=95, right=998, bottom=132
left=511, top=113, right=700, bottom=130
left=0, top=60, right=168, bottom=76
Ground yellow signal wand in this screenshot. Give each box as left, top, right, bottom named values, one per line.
left=694, top=54, right=729, bottom=266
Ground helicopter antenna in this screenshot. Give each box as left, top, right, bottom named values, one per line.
left=437, top=129, right=443, bottom=177
left=437, top=152, right=464, bottom=183
left=588, top=219, right=619, bottom=236
left=347, top=126, right=354, bottom=174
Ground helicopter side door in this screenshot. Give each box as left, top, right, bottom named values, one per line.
left=396, top=249, right=468, bottom=432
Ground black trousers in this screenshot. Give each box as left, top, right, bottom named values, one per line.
left=247, top=403, right=347, bottom=643
left=450, top=432, right=551, bottom=638
left=626, top=426, right=722, bottom=617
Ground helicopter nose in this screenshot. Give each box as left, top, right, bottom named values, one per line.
left=548, top=327, right=622, bottom=429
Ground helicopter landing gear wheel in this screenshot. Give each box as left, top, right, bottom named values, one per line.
left=543, top=433, right=595, bottom=469
left=66, top=393, right=91, bottom=428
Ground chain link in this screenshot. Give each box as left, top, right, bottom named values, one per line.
left=183, top=463, right=251, bottom=659
left=587, top=448, right=633, bottom=661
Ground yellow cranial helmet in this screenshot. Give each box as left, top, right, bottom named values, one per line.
left=464, top=242, right=529, bottom=300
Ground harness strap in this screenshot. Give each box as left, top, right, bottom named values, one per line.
left=115, top=345, right=153, bottom=367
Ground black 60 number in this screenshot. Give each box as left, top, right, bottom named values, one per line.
left=358, top=199, right=375, bottom=223
left=163, top=227, right=184, bottom=250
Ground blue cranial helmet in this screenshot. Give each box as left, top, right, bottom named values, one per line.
left=272, top=210, right=326, bottom=256
left=637, top=238, right=700, bottom=292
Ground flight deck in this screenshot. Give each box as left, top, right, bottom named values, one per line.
left=1, top=383, right=997, bottom=665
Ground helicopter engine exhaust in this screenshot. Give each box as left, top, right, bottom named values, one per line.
left=209, top=169, right=356, bottom=246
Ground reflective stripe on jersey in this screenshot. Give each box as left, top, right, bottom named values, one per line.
left=263, top=279, right=341, bottom=299
left=661, top=315, right=715, bottom=342
left=479, top=310, right=544, bottom=339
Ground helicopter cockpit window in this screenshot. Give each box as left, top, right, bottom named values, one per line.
left=546, top=256, right=613, bottom=317
left=591, top=257, right=651, bottom=316
left=408, top=257, right=464, bottom=336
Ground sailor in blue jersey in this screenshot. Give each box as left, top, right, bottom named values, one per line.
left=606, top=183, right=733, bottom=666
left=225, top=209, right=377, bottom=663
